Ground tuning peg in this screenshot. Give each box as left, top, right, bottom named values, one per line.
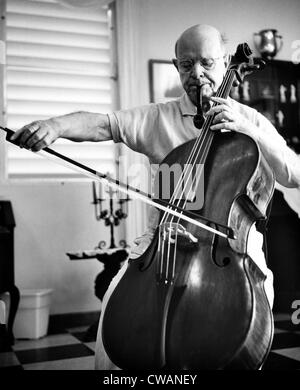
left=254, top=59, right=266, bottom=69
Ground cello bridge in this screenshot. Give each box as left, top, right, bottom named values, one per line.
left=159, top=222, right=198, bottom=249
left=156, top=222, right=198, bottom=284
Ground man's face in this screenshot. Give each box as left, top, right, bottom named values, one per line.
left=174, top=33, right=227, bottom=107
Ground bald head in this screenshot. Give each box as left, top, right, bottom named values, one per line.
left=175, top=24, right=226, bottom=58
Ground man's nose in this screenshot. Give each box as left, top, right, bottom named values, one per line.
left=191, top=62, right=205, bottom=79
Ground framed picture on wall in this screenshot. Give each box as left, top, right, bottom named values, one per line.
left=149, top=59, right=184, bottom=103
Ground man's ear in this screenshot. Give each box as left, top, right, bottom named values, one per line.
left=172, top=58, right=179, bottom=71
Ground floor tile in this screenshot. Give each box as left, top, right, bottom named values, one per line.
left=0, top=364, right=23, bottom=370
left=272, top=347, right=300, bottom=361
left=23, top=355, right=95, bottom=370
left=70, top=331, right=91, bottom=343
left=273, top=313, right=291, bottom=321
left=0, top=343, right=13, bottom=353
left=275, top=320, right=300, bottom=332
left=84, top=341, right=96, bottom=352
left=0, top=351, right=21, bottom=367
left=13, top=334, right=80, bottom=351
left=47, top=326, right=69, bottom=335
left=271, top=332, right=300, bottom=350
left=15, top=343, right=94, bottom=365
left=263, top=351, right=300, bottom=370
left=274, top=328, right=288, bottom=334
left=66, top=326, right=89, bottom=333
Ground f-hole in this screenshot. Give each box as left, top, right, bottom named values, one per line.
left=211, top=230, right=231, bottom=267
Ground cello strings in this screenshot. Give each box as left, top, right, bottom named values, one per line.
left=178, top=72, right=235, bottom=209
left=164, top=70, right=235, bottom=280
left=166, top=70, right=242, bottom=283
left=171, top=71, right=235, bottom=227
left=168, top=71, right=235, bottom=258
left=157, top=125, right=206, bottom=278
left=167, top=72, right=233, bottom=281
left=157, top=71, right=232, bottom=280
left=156, top=66, right=233, bottom=280
left=157, top=69, right=233, bottom=280
left=162, top=70, right=233, bottom=225
left=169, top=71, right=234, bottom=219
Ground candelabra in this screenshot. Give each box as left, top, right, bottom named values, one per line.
left=92, top=181, right=130, bottom=249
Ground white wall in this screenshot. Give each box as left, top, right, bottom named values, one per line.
left=1, top=0, right=299, bottom=314
left=0, top=181, right=124, bottom=314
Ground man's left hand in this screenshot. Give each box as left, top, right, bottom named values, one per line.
left=207, top=96, right=258, bottom=140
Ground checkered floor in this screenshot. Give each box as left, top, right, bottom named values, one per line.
left=0, top=313, right=300, bottom=370
left=0, top=324, right=97, bottom=370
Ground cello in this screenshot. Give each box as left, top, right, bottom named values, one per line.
left=100, top=43, right=275, bottom=369
left=2, top=43, right=275, bottom=370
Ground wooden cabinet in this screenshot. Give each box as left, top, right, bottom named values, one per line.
left=231, top=59, right=300, bottom=153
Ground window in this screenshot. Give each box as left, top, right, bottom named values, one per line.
left=4, top=0, right=117, bottom=179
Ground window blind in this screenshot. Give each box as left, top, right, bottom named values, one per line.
left=5, top=0, right=116, bottom=179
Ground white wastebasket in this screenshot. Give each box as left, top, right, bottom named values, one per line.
left=13, top=289, right=53, bottom=339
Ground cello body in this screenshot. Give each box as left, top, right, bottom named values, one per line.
left=101, top=131, right=275, bottom=369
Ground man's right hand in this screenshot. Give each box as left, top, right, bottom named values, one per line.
left=10, top=118, right=61, bottom=152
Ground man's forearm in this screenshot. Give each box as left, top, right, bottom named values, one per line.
left=52, top=111, right=112, bottom=142
left=256, top=129, right=300, bottom=189
left=11, top=111, right=113, bottom=151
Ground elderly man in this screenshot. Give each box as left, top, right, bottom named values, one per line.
left=11, top=24, right=300, bottom=369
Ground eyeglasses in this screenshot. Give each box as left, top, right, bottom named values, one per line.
left=176, top=56, right=225, bottom=73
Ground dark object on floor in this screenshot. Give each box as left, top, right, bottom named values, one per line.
left=0, top=201, right=20, bottom=345
left=0, top=324, right=12, bottom=352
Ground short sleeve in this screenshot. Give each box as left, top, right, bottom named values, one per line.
left=255, top=112, right=287, bottom=147
left=107, top=112, right=122, bottom=143
left=107, top=104, right=159, bottom=155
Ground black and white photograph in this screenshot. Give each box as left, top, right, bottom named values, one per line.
left=0, top=0, right=300, bottom=380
